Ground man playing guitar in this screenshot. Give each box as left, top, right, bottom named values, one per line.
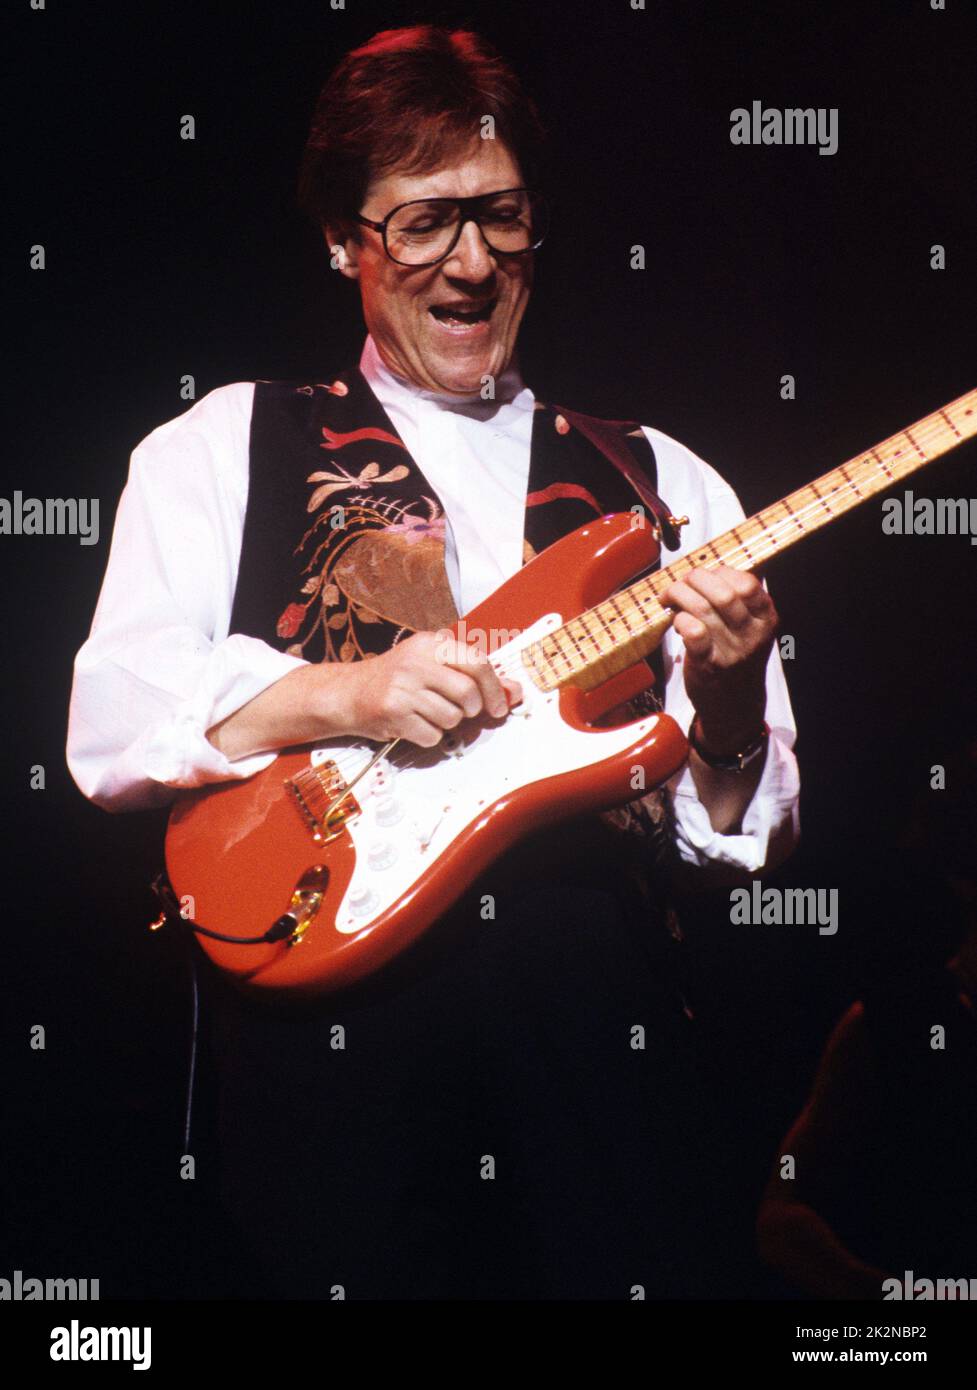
left=67, top=25, right=799, bottom=1299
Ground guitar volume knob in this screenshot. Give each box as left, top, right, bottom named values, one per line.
left=374, top=796, right=404, bottom=827
left=367, top=841, right=397, bottom=871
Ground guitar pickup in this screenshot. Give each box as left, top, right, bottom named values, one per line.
left=286, top=760, right=362, bottom=844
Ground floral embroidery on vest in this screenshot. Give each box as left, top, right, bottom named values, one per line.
left=276, top=412, right=457, bottom=662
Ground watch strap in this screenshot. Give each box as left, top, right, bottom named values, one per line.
left=688, top=718, right=770, bottom=773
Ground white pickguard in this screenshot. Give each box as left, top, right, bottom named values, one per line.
left=308, top=615, right=663, bottom=935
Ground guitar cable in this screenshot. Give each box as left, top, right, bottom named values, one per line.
left=182, top=942, right=199, bottom=1157
left=150, top=871, right=300, bottom=944
left=150, top=868, right=302, bottom=1163
left=150, top=870, right=301, bottom=1164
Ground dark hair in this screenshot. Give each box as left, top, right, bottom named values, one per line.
left=297, top=25, right=547, bottom=244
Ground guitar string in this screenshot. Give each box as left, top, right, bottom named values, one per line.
left=482, top=482, right=887, bottom=683
left=322, top=404, right=975, bottom=784
left=485, top=408, right=975, bottom=683
left=336, top=458, right=916, bottom=782
left=338, top=407, right=974, bottom=779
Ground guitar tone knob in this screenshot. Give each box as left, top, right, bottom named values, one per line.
left=367, top=841, right=397, bottom=872
left=347, top=885, right=378, bottom=917
left=374, top=796, right=404, bottom=827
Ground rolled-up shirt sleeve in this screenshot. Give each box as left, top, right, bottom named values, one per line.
left=67, top=384, right=308, bottom=812
left=643, top=425, right=801, bottom=874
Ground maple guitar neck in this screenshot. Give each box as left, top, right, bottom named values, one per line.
left=522, top=388, right=977, bottom=694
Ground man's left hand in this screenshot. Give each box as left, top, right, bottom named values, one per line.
left=661, top=564, right=777, bottom=754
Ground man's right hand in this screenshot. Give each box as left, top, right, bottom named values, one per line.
left=207, top=629, right=523, bottom=762
left=342, top=629, right=521, bottom=747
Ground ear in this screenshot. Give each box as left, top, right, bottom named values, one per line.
left=324, top=223, right=361, bottom=281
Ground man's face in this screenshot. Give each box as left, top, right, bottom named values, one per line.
left=330, top=139, right=534, bottom=396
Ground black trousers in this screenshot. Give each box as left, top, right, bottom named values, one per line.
left=198, top=830, right=728, bottom=1300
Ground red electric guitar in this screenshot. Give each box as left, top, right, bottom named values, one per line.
left=162, top=390, right=977, bottom=996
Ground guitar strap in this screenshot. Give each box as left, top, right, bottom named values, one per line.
left=542, top=401, right=677, bottom=699
left=550, top=404, right=682, bottom=551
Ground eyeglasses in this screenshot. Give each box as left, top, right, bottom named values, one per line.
left=353, top=187, right=549, bottom=267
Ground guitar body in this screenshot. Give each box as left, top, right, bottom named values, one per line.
left=165, top=513, right=689, bottom=997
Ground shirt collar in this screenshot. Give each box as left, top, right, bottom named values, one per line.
left=358, top=334, right=529, bottom=419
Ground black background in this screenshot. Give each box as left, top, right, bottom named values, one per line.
left=4, top=0, right=976, bottom=1305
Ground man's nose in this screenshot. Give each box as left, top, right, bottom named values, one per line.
left=443, top=217, right=496, bottom=279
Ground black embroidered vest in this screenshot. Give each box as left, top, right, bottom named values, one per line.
left=229, top=364, right=684, bottom=939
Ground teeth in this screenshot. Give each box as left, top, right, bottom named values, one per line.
left=431, top=301, right=493, bottom=321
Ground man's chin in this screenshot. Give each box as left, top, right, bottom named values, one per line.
left=424, top=346, right=504, bottom=396
left=436, top=373, right=488, bottom=396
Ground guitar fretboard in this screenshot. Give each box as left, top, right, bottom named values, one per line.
left=522, top=388, right=977, bottom=693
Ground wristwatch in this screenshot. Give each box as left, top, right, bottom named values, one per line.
left=688, top=717, right=770, bottom=773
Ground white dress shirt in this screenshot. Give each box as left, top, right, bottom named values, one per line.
left=67, top=335, right=800, bottom=872
left=360, top=335, right=536, bottom=617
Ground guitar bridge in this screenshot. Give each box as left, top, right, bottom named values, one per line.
left=286, top=760, right=361, bottom=844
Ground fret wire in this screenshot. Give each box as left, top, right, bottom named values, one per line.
left=939, top=409, right=962, bottom=439
left=599, top=600, right=633, bottom=638
left=903, top=427, right=927, bottom=460
left=574, top=616, right=607, bottom=654
left=871, top=448, right=894, bottom=481
left=558, top=633, right=582, bottom=666
left=838, top=463, right=863, bottom=498
left=730, top=525, right=756, bottom=562
left=607, top=595, right=634, bottom=633
left=544, top=635, right=575, bottom=671
left=779, top=497, right=805, bottom=533
left=808, top=483, right=835, bottom=520
left=593, top=608, right=618, bottom=640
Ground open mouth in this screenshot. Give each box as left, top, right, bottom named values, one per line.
left=429, top=297, right=497, bottom=327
